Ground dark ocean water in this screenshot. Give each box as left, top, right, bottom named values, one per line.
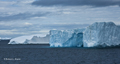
left=0, top=40, right=120, bottom=64
left=0, top=40, right=50, bottom=48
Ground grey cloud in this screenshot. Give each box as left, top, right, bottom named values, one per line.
left=0, top=23, right=88, bottom=31
left=41, top=24, right=89, bottom=30
left=0, top=12, right=49, bottom=21
left=31, top=0, right=120, bottom=7
left=0, top=23, right=89, bottom=38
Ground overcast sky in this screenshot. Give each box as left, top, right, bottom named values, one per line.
left=0, top=0, right=120, bottom=38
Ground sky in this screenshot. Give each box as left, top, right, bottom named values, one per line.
left=0, top=0, right=120, bottom=38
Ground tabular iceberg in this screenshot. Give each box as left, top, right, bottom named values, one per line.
left=49, top=29, right=84, bottom=47
left=8, top=34, right=50, bottom=44
left=83, top=22, right=120, bottom=47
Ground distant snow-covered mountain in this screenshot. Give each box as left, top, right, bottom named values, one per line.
left=0, top=37, right=11, bottom=40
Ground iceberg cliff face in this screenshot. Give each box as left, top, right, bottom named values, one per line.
left=49, top=29, right=84, bottom=47
left=8, top=34, right=50, bottom=44
left=83, top=22, right=120, bottom=47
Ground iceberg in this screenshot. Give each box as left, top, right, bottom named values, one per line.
left=49, top=29, right=84, bottom=47
left=83, top=22, right=120, bottom=47
left=8, top=34, right=50, bottom=44
left=8, top=22, right=120, bottom=47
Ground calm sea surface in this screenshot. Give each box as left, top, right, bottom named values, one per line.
left=0, top=40, right=120, bottom=64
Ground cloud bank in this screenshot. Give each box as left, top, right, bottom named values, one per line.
left=32, top=0, right=120, bottom=7
left=0, top=12, right=49, bottom=21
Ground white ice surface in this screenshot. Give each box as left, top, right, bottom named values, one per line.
left=8, top=34, right=49, bottom=44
